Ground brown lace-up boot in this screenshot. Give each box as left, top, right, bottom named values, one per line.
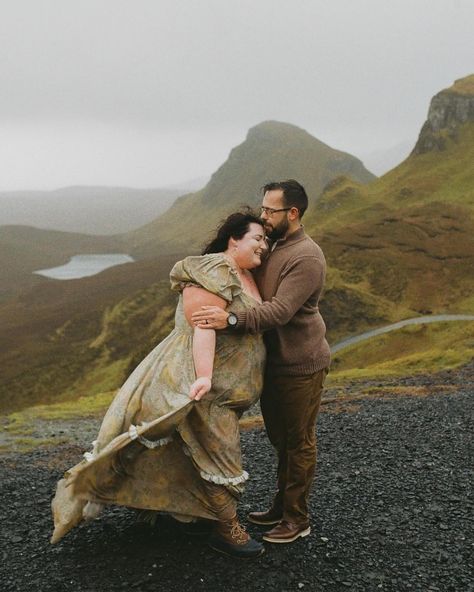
left=208, top=515, right=264, bottom=558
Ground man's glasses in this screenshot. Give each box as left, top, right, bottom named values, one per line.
left=260, top=206, right=293, bottom=216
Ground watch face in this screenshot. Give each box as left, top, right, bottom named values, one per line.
left=228, top=314, right=237, bottom=326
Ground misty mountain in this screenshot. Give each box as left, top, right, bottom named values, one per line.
left=361, top=140, right=414, bottom=176
left=0, top=186, right=182, bottom=235
left=126, top=120, right=376, bottom=257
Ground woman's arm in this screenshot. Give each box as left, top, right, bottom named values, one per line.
left=182, top=286, right=227, bottom=401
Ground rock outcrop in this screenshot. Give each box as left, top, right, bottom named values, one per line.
left=413, top=74, right=474, bottom=154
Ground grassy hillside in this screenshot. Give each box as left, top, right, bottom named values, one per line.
left=1, top=120, right=374, bottom=300
left=447, top=74, right=474, bottom=95
left=329, top=321, right=474, bottom=382
left=126, top=120, right=375, bottom=257
left=307, top=87, right=474, bottom=318
left=1, top=78, right=473, bottom=414
left=0, top=255, right=182, bottom=413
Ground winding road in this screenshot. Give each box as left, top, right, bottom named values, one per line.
left=331, top=314, right=474, bottom=354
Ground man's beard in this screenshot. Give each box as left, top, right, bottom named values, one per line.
left=264, top=217, right=289, bottom=241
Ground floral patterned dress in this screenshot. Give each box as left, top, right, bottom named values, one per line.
left=51, top=254, right=266, bottom=543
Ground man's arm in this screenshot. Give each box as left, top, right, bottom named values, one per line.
left=192, top=256, right=324, bottom=333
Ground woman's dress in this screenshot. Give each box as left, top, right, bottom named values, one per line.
left=51, top=254, right=266, bottom=543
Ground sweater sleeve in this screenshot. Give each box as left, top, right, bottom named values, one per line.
left=235, top=256, right=325, bottom=334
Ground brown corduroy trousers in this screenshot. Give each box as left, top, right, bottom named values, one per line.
left=260, top=367, right=328, bottom=525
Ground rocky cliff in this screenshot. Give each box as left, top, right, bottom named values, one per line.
left=413, top=74, right=474, bottom=154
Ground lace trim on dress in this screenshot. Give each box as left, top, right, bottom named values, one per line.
left=137, top=434, right=173, bottom=449
left=83, top=426, right=173, bottom=462
left=83, top=440, right=98, bottom=462
left=129, top=423, right=173, bottom=449
left=200, top=470, right=249, bottom=486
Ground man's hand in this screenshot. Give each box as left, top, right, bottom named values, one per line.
left=192, top=306, right=229, bottom=330
left=189, top=376, right=212, bottom=400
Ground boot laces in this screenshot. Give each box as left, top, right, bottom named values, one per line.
left=230, top=521, right=249, bottom=544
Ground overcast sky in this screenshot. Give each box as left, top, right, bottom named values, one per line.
left=0, top=0, right=473, bottom=190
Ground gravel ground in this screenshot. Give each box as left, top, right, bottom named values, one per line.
left=1, top=364, right=473, bottom=592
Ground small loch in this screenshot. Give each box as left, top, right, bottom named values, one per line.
left=34, top=254, right=135, bottom=280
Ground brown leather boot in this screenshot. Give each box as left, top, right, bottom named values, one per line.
left=248, top=507, right=282, bottom=526
left=262, top=520, right=311, bottom=543
left=209, top=515, right=264, bottom=558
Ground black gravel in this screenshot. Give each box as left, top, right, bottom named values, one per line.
left=1, top=364, right=473, bottom=592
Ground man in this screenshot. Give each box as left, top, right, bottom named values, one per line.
left=192, top=179, right=331, bottom=543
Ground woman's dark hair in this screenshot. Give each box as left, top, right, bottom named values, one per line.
left=202, top=209, right=264, bottom=254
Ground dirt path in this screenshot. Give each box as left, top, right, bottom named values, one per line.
left=331, top=314, right=474, bottom=353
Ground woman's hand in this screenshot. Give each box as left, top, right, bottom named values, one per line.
left=189, top=376, right=212, bottom=401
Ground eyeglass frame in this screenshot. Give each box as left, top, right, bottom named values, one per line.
left=260, top=206, right=296, bottom=216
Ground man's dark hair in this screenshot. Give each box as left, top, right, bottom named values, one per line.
left=262, top=179, right=308, bottom=218
left=202, top=209, right=264, bottom=254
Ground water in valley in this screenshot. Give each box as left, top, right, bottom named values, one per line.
left=33, top=254, right=134, bottom=280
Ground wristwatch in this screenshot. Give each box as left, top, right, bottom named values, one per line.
left=227, top=312, right=238, bottom=328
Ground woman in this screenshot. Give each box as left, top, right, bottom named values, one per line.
left=51, top=211, right=267, bottom=558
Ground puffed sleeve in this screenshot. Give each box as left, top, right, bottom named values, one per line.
left=169, top=254, right=242, bottom=303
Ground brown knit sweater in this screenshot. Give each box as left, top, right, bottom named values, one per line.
left=235, top=227, right=331, bottom=375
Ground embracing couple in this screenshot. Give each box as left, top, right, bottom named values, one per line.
left=51, top=179, right=331, bottom=559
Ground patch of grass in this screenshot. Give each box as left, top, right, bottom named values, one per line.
left=4, top=436, right=69, bottom=454
left=328, top=321, right=474, bottom=383
left=322, top=265, right=415, bottom=341
left=64, top=358, right=131, bottom=401
left=4, top=390, right=116, bottom=435
left=447, top=74, right=474, bottom=96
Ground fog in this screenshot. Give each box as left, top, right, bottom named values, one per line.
left=1, top=0, right=473, bottom=189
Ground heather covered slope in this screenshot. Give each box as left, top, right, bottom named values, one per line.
left=308, top=74, right=474, bottom=320
left=126, top=120, right=375, bottom=257
left=0, top=255, right=181, bottom=413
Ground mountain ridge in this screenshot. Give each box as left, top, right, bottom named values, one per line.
left=126, top=119, right=376, bottom=257
left=1, top=78, right=473, bottom=412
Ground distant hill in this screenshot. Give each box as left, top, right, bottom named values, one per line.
left=2, top=79, right=474, bottom=413
left=126, top=120, right=376, bottom=257
left=166, top=176, right=210, bottom=193
left=361, top=140, right=414, bottom=176
left=0, top=124, right=374, bottom=299
left=0, top=186, right=182, bottom=235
